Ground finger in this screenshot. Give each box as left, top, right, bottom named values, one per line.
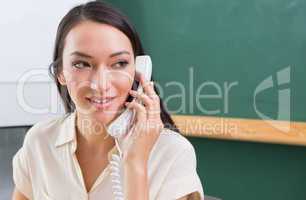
left=129, top=90, right=154, bottom=108
left=145, top=120, right=164, bottom=140
left=125, top=100, right=147, bottom=123
left=151, top=121, right=164, bottom=135
left=129, top=90, right=161, bottom=118
left=134, top=71, right=160, bottom=116
left=135, top=71, right=156, bottom=99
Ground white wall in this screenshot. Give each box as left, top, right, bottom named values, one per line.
left=0, top=0, right=86, bottom=127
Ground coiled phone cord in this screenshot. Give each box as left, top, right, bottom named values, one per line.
left=110, top=138, right=125, bottom=200
left=109, top=95, right=138, bottom=199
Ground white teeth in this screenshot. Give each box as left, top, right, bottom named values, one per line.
left=91, top=98, right=111, bottom=104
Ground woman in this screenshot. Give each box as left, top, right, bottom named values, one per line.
left=12, top=1, right=204, bottom=199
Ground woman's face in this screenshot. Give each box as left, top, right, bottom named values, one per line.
left=59, top=20, right=135, bottom=125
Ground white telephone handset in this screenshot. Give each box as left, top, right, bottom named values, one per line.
left=108, top=55, right=152, bottom=200
left=107, top=55, right=152, bottom=139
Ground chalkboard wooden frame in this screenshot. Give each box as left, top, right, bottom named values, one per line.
left=173, top=115, right=306, bottom=146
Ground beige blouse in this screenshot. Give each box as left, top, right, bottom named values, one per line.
left=12, top=110, right=205, bottom=200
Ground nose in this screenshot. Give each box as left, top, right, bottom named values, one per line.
left=90, top=67, right=111, bottom=93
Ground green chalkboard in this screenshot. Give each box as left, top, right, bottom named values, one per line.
left=188, top=136, right=306, bottom=200
left=107, top=0, right=306, bottom=122
left=103, top=1, right=306, bottom=199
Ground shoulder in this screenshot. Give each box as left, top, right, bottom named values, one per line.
left=22, top=113, right=70, bottom=148
left=148, top=129, right=204, bottom=199
left=150, top=128, right=197, bottom=166
left=157, top=128, right=196, bottom=153
left=164, top=128, right=193, bottom=146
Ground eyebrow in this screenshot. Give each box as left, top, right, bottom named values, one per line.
left=70, top=51, right=130, bottom=58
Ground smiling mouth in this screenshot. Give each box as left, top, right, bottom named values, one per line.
left=86, top=97, right=115, bottom=109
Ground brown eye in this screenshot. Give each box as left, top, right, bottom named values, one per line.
left=112, top=60, right=129, bottom=69
left=72, top=61, right=90, bottom=69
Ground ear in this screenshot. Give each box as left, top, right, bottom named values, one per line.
left=57, top=72, right=66, bottom=86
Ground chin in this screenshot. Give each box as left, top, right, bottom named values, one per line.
left=91, top=103, right=125, bottom=125
left=87, top=111, right=109, bottom=125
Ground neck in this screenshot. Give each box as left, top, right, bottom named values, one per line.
left=75, top=111, right=115, bottom=151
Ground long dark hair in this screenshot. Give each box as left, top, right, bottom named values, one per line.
left=48, top=0, right=180, bottom=133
